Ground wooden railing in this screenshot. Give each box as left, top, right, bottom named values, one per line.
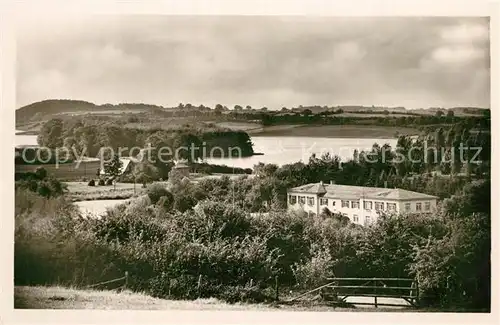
left=288, top=277, right=419, bottom=308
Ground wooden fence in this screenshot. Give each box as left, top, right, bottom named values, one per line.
left=86, top=271, right=129, bottom=291
left=288, top=277, right=419, bottom=308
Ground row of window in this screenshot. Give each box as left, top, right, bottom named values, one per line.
left=289, top=195, right=315, bottom=206
left=340, top=200, right=396, bottom=211
left=289, top=195, right=432, bottom=212
left=406, top=202, right=431, bottom=211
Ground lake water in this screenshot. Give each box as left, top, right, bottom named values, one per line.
left=205, top=136, right=397, bottom=169
left=15, top=130, right=38, bottom=147
left=74, top=199, right=129, bottom=218
left=15, top=132, right=397, bottom=169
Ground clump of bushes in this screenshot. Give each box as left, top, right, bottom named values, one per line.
left=98, top=179, right=105, bottom=186
left=88, top=179, right=95, bottom=186
left=146, top=183, right=172, bottom=204
left=14, top=176, right=491, bottom=310
left=15, top=168, right=66, bottom=198
left=106, top=178, right=113, bottom=186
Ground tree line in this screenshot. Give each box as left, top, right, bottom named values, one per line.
left=35, top=118, right=254, bottom=160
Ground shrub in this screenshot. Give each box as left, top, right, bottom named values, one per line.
left=291, top=243, right=333, bottom=288
left=106, top=178, right=113, bottom=186
left=88, top=179, right=95, bottom=186
left=146, top=183, right=171, bottom=204
left=15, top=175, right=66, bottom=198
left=98, top=179, right=105, bottom=186
left=34, top=167, right=48, bottom=180
left=158, top=194, right=174, bottom=211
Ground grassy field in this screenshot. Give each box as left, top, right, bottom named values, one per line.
left=16, top=160, right=102, bottom=181
left=14, top=286, right=418, bottom=311
left=64, top=181, right=146, bottom=201
left=65, top=181, right=139, bottom=194
left=209, top=121, right=262, bottom=131
left=252, top=125, right=419, bottom=138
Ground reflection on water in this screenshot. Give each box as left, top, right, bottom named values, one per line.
left=15, top=130, right=38, bottom=147
left=15, top=133, right=397, bottom=169
left=205, top=136, right=397, bottom=169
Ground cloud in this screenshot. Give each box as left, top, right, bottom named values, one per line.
left=21, top=69, right=67, bottom=100
left=15, top=16, right=490, bottom=109
left=440, top=23, right=489, bottom=43
left=431, top=45, right=485, bottom=64
left=73, top=44, right=143, bottom=81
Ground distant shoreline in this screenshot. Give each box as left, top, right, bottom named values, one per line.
left=15, top=124, right=419, bottom=141
left=249, top=124, right=419, bottom=139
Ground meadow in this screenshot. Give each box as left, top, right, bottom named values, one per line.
left=252, top=125, right=420, bottom=138
left=15, top=286, right=419, bottom=311
left=16, top=161, right=102, bottom=181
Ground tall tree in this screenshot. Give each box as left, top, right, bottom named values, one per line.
left=104, top=154, right=123, bottom=190
left=37, top=118, right=64, bottom=148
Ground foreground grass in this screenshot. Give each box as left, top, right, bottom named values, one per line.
left=14, top=286, right=283, bottom=310
left=14, top=286, right=427, bottom=311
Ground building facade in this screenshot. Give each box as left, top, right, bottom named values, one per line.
left=287, top=182, right=438, bottom=225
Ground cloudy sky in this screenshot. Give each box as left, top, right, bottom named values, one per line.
left=16, top=15, right=490, bottom=109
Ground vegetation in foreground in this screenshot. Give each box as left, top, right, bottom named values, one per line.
left=15, top=174, right=490, bottom=311
left=15, top=286, right=453, bottom=311
left=14, top=286, right=276, bottom=310
left=14, top=119, right=491, bottom=311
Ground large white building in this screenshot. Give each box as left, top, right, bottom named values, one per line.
left=287, top=182, right=438, bottom=225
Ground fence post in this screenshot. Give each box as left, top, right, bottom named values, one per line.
left=124, top=271, right=129, bottom=290
left=274, top=275, right=279, bottom=301
left=415, top=279, right=420, bottom=307
left=374, top=279, right=378, bottom=308
left=197, top=274, right=202, bottom=298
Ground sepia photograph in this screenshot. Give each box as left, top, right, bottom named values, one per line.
left=1, top=0, right=497, bottom=324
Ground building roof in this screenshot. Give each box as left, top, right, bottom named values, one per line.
left=288, top=183, right=438, bottom=201
left=290, top=182, right=327, bottom=195
left=173, top=159, right=190, bottom=169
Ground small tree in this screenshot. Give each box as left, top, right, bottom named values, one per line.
left=35, top=167, right=47, bottom=180
left=104, top=154, right=123, bottom=190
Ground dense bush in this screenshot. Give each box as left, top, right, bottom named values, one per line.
left=14, top=188, right=124, bottom=287
left=14, top=178, right=490, bottom=310
left=146, top=183, right=172, bottom=204
left=106, top=178, right=113, bottom=186
left=15, top=169, right=66, bottom=198
left=88, top=179, right=95, bottom=186
left=98, top=179, right=105, bottom=186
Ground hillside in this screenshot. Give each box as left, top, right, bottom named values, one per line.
left=16, top=99, right=98, bottom=123
left=15, top=99, right=168, bottom=125
left=16, top=99, right=489, bottom=127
